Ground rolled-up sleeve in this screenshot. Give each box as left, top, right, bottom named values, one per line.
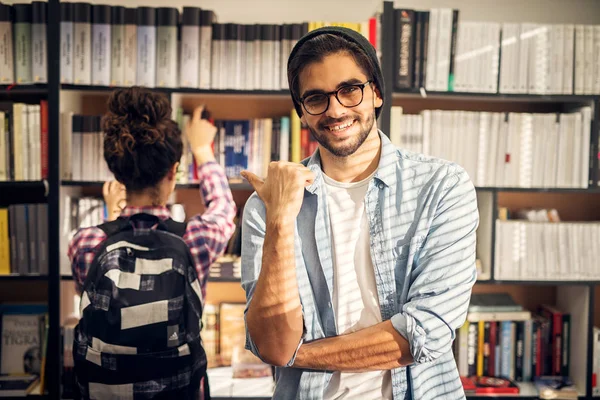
left=391, top=167, right=479, bottom=365
left=240, top=194, right=303, bottom=367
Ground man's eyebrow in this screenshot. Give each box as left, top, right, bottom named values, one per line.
left=300, top=78, right=365, bottom=99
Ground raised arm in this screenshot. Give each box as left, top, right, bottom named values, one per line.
left=240, top=162, right=315, bottom=367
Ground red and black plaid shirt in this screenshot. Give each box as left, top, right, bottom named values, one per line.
left=67, top=162, right=237, bottom=299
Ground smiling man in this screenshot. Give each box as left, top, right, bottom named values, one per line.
left=240, top=27, right=479, bottom=400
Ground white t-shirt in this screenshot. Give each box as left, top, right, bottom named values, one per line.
left=322, top=171, right=392, bottom=400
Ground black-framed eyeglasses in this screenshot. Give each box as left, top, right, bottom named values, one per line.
left=300, top=81, right=372, bottom=116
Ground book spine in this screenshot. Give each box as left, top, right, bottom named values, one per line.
left=110, top=6, right=125, bottom=86
left=515, top=321, right=524, bottom=381
left=73, top=3, right=91, bottom=85
left=136, top=7, right=156, bottom=88
left=0, top=208, right=10, bottom=275
left=467, top=321, right=478, bottom=377
left=179, top=7, right=200, bottom=88
left=91, top=5, right=111, bottom=86
left=123, top=8, right=136, bottom=86
left=394, top=9, right=414, bottom=90
left=32, top=1, right=47, bottom=83
left=561, top=314, right=571, bottom=377
left=0, top=4, right=14, bottom=84
left=60, top=4, right=73, bottom=84
left=448, top=9, right=459, bottom=91
left=156, top=8, right=178, bottom=88
left=199, top=11, right=214, bottom=89
left=14, top=4, right=32, bottom=84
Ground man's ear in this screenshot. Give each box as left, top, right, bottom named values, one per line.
left=373, top=86, right=383, bottom=108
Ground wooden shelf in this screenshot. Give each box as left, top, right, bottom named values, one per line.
left=61, top=180, right=254, bottom=191
left=476, top=186, right=600, bottom=193
left=0, top=274, right=48, bottom=281
left=60, top=84, right=170, bottom=94
left=393, top=89, right=597, bottom=104
left=0, top=84, right=48, bottom=96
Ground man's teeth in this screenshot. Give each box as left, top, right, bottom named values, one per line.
left=327, top=121, right=354, bottom=131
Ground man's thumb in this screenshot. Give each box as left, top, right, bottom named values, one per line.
left=241, top=171, right=264, bottom=191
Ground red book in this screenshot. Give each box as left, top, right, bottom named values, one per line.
left=40, top=100, right=48, bottom=179
left=462, top=376, right=520, bottom=395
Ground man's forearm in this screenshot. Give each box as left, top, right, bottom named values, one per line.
left=292, top=320, right=413, bottom=372
left=246, top=216, right=303, bottom=366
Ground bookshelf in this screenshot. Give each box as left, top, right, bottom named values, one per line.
left=0, top=0, right=599, bottom=398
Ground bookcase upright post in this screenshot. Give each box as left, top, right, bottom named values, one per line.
left=47, top=0, right=61, bottom=398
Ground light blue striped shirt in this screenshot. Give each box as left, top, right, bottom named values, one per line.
left=241, top=131, right=479, bottom=399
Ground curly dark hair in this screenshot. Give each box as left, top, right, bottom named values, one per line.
left=103, top=87, right=183, bottom=192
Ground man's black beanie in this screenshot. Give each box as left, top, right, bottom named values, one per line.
left=287, top=26, right=385, bottom=119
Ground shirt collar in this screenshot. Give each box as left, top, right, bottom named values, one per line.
left=120, top=206, right=171, bottom=220
left=304, top=130, right=397, bottom=194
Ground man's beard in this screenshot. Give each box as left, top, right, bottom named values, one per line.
left=308, top=111, right=376, bottom=158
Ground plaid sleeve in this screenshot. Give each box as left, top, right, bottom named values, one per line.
left=67, top=226, right=107, bottom=294
left=184, top=161, right=237, bottom=298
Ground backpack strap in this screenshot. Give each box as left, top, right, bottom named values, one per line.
left=97, top=218, right=128, bottom=237
left=162, top=218, right=188, bottom=238
left=97, top=214, right=188, bottom=238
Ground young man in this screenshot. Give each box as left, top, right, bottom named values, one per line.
left=240, top=27, right=479, bottom=399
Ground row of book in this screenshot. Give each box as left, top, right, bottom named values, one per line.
left=0, top=2, right=48, bottom=85
left=393, top=7, right=600, bottom=94
left=0, top=204, right=48, bottom=276
left=50, top=3, right=380, bottom=90
left=495, top=208, right=600, bottom=281
left=391, top=106, right=592, bottom=189
left=0, top=100, right=49, bottom=181
left=60, top=114, right=111, bottom=182
left=455, top=294, right=571, bottom=381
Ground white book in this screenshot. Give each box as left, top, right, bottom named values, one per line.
left=453, top=21, right=467, bottom=92
left=545, top=116, right=560, bottom=187
left=425, top=9, right=439, bottom=91
left=421, top=110, right=431, bottom=156
left=555, top=114, right=568, bottom=187
left=435, top=8, right=453, bottom=92
left=20, top=105, right=29, bottom=181
left=574, top=25, right=585, bottom=94
left=476, top=112, right=489, bottom=186
left=390, top=106, right=402, bottom=147
left=518, top=114, right=533, bottom=188
left=198, top=12, right=213, bottom=90
left=552, top=25, right=565, bottom=94
left=563, top=25, right=575, bottom=94
left=61, top=112, right=73, bottom=180
left=280, top=25, right=291, bottom=90
left=517, top=24, right=529, bottom=93
left=245, top=26, right=255, bottom=91
left=209, top=25, right=221, bottom=90
left=579, top=107, right=591, bottom=188
left=594, top=26, right=600, bottom=94
left=584, top=26, right=594, bottom=94
left=494, top=113, right=508, bottom=186
left=504, top=113, right=520, bottom=187
left=272, top=26, right=281, bottom=91
left=467, top=310, right=531, bottom=322
left=488, top=23, right=501, bottom=93
left=253, top=27, right=261, bottom=91
left=571, top=111, right=582, bottom=187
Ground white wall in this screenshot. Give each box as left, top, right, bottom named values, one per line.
left=21, top=0, right=598, bottom=25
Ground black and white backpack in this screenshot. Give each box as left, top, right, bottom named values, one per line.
left=73, top=214, right=209, bottom=399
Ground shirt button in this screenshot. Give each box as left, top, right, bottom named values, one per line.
left=378, top=183, right=384, bottom=189
left=328, top=302, right=332, bottom=308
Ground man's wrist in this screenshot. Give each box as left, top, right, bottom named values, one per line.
left=193, top=147, right=216, bottom=165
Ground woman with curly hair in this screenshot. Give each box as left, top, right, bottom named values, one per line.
left=68, top=86, right=236, bottom=300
